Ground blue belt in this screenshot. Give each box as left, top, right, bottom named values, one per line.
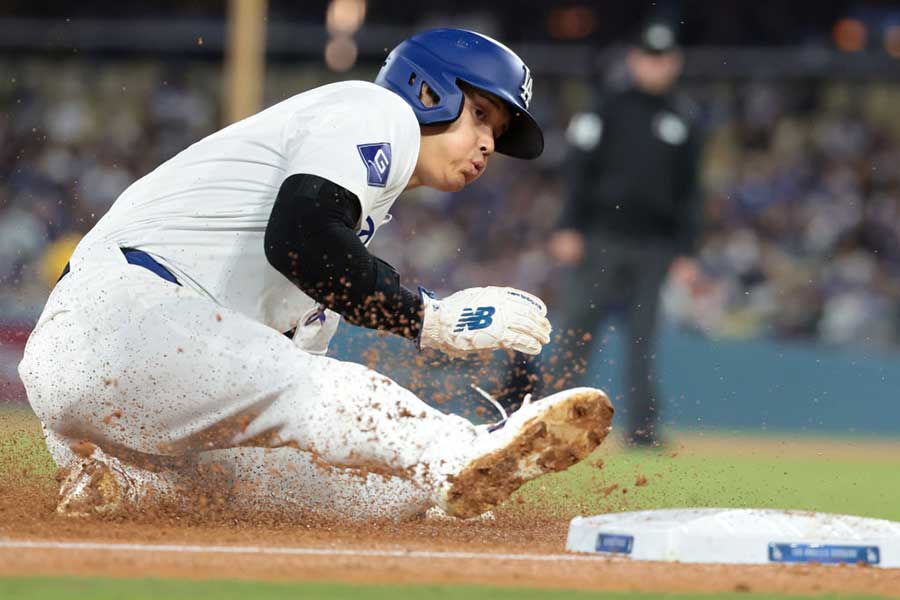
left=58, top=248, right=180, bottom=286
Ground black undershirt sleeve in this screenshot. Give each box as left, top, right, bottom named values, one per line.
left=264, top=173, right=423, bottom=340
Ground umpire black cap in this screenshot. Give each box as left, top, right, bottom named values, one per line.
left=636, top=21, right=680, bottom=54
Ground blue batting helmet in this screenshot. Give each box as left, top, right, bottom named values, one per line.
left=375, top=28, right=543, bottom=160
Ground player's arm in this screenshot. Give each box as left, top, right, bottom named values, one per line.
left=264, top=173, right=551, bottom=356
left=265, top=173, right=422, bottom=339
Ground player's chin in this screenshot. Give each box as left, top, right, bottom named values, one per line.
left=457, top=168, right=484, bottom=189
left=440, top=172, right=469, bottom=192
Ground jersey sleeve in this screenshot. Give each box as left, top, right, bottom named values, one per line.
left=282, top=86, right=419, bottom=226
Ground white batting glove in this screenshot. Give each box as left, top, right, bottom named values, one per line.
left=418, top=286, right=552, bottom=358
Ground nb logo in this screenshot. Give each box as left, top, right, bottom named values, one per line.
left=454, top=306, right=496, bottom=332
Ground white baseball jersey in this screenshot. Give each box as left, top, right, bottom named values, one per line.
left=77, top=81, right=420, bottom=342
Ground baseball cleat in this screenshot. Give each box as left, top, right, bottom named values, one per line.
left=439, top=387, right=613, bottom=519
left=56, top=445, right=135, bottom=517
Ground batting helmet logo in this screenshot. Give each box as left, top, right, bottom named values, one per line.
left=520, top=65, right=533, bottom=109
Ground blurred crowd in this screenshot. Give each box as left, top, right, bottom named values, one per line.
left=0, top=59, right=220, bottom=322
left=666, top=81, right=900, bottom=348
left=2, top=57, right=900, bottom=351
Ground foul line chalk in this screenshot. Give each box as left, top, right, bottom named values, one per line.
left=0, top=538, right=618, bottom=563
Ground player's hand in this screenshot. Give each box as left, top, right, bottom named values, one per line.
left=418, top=286, right=552, bottom=358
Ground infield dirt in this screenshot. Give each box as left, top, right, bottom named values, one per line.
left=1, top=411, right=899, bottom=597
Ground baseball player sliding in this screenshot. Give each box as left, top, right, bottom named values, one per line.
left=19, top=28, right=613, bottom=521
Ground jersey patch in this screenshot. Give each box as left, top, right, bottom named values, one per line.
left=357, top=142, right=392, bottom=188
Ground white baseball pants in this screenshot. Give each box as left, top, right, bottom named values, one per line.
left=19, top=243, right=478, bottom=520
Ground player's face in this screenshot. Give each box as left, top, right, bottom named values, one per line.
left=413, top=88, right=511, bottom=192
left=627, top=49, right=683, bottom=95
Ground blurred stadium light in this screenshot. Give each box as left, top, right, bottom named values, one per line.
left=833, top=18, right=867, bottom=52
left=885, top=24, right=900, bottom=58
left=326, top=0, right=366, bottom=35
left=325, top=0, right=366, bottom=71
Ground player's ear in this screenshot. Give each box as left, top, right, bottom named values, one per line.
left=418, top=81, right=440, bottom=108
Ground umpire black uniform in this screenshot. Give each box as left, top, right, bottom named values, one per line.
left=506, top=22, right=703, bottom=446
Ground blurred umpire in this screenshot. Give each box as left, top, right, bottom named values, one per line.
left=504, top=21, right=704, bottom=446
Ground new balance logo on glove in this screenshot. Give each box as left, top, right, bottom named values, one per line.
left=418, top=286, right=549, bottom=357
left=454, top=306, right=496, bottom=332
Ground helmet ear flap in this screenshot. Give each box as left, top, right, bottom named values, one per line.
left=418, top=81, right=441, bottom=108
left=376, top=49, right=465, bottom=126
left=406, top=71, right=441, bottom=109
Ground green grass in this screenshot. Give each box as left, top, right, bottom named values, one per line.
left=526, top=443, right=900, bottom=522
left=0, top=577, right=887, bottom=600
left=0, top=410, right=55, bottom=477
